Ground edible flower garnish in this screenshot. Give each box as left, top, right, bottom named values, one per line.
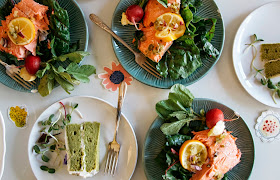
left=8, top=105, right=28, bottom=128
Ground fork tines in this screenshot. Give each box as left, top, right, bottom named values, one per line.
left=8, top=72, right=36, bottom=90
left=142, top=61, right=162, bottom=79
left=104, top=142, right=120, bottom=175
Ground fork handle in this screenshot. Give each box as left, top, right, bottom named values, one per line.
left=0, top=59, right=8, bottom=67
left=113, top=82, right=127, bottom=141
left=89, top=13, right=136, bottom=54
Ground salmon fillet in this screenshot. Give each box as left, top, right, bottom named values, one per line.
left=143, top=0, right=180, bottom=27
left=190, top=130, right=241, bottom=180
left=137, top=0, right=181, bottom=62
left=0, top=0, right=49, bottom=59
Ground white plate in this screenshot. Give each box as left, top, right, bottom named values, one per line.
left=0, top=111, right=6, bottom=179
left=28, top=96, right=138, bottom=180
left=233, top=2, right=280, bottom=108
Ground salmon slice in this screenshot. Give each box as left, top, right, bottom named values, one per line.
left=143, top=0, right=181, bottom=27
left=0, top=0, right=49, bottom=59
left=137, top=0, right=181, bottom=62
left=190, top=130, right=241, bottom=180
left=138, top=26, right=173, bottom=63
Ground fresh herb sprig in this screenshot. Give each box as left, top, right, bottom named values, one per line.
left=34, top=102, right=79, bottom=173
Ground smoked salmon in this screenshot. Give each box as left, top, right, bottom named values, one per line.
left=191, top=129, right=241, bottom=180
left=0, top=0, right=49, bottom=59
left=137, top=0, right=181, bottom=63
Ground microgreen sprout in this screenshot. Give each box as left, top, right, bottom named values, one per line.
left=245, top=34, right=280, bottom=104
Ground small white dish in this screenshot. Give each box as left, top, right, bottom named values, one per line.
left=233, top=2, right=280, bottom=108
left=0, top=111, right=6, bottom=179
left=28, top=96, right=138, bottom=180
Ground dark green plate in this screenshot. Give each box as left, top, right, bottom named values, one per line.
left=112, top=0, right=224, bottom=88
left=143, top=98, right=254, bottom=180
left=0, top=0, right=88, bottom=92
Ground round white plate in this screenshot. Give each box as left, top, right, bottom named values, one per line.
left=0, top=111, right=6, bottom=179
left=233, top=1, right=280, bottom=108
left=28, top=96, right=138, bottom=180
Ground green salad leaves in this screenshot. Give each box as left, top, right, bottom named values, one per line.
left=156, top=0, right=220, bottom=79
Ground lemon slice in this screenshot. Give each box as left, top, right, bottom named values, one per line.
left=8, top=17, right=36, bottom=45
left=179, top=140, right=208, bottom=172
left=154, top=13, right=186, bottom=42
left=20, top=67, right=36, bottom=81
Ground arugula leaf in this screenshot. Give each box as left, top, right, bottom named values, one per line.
left=54, top=73, right=74, bottom=94
left=169, top=84, right=194, bottom=108
left=166, top=134, right=191, bottom=146
left=37, top=63, right=51, bottom=78
left=157, top=0, right=168, bottom=8
left=160, top=117, right=200, bottom=135
left=56, top=51, right=90, bottom=63
left=156, top=84, right=194, bottom=119
left=38, top=73, right=55, bottom=97
left=66, top=63, right=96, bottom=83
left=181, top=0, right=203, bottom=13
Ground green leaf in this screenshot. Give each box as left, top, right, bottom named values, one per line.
left=74, top=104, right=78, bottom=109
left=156, top=99, right=186, bottom=119
left=37, top=63, right=51, bottom=78
left=56, top=51, right=90, bottom=63
left=40, top=166, right=49, bottom=171
left=165, top=134, right=191, bottom=146
left=48, top=168, right=56, bottom=174
left=169, top=84, right=194, bottom=108
left=38, top=73, right=55, bottom=97
left=157, top=0, right=168, bottom=8
left=42, top=155, right=50, bottom=162
left=66, top=63, right=96, bottom=83
left=160, top=118, right=194, bottom=135
left=58, top=66, right=65, bottom=73
left=54, top=74, right=74, bottom=94
left=33, top=145, right=41, bottom=154
left=267, top=79, right=277, bottom=89
left=59, top=72, right=80, bottom=85
left=180, top=6, right=193, bottom=27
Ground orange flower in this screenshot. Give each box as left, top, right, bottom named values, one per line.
left=98, top=62, right=133, bottom=91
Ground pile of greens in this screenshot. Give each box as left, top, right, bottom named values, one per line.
left=157, top=0, right=219, bottom=79
left=135, top=0, right=219, bottom=79
left=155, top=84, right=227, bottom=180
left=35, top=0, right=95, bottom=97
left=0, top=0, right=95, bottom=97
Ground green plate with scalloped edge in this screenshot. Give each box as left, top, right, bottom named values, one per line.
left=143, top=98, right=254, bottom=180
left=112, top=0, right=224, bottom=88
left=0, top=0, right=88, bottom=92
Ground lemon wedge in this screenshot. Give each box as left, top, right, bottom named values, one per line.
left=179, top=140, right=208, bottom=172
left=154, top=13, right=186, bottom=42
left=8, top=17, right=36, bottom=45
left=20, top=67, right=36, bottom=81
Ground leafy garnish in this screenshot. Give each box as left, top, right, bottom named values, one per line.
left=37, top=51, right=95, bottom=97
left=0, top=0, right=14, bottom=19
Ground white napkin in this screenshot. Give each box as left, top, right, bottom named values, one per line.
left=0, top=111, right=6, bottom=179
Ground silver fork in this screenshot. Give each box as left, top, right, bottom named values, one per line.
left=89, top=13, right=162, bottom=79
left=0, top=59, right=36, bottom=89
left=104, top=82, right=127, bottom=175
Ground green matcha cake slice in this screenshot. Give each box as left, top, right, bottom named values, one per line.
left=264, top=59, right=280, bottom=78
left=83, top=122, right=100, bottom=174
left=65, top=124, right=83, bottom=174
left=65, top=122, right=100, bottom=178
left=261, top=43, right=280, bottom=61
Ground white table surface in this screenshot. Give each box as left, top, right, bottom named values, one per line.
left=0, top=0, right=279, bottom=179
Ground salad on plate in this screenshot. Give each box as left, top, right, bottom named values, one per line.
left=0, top=0, right=95, bottom=96
left=152, top=84, right=242, bottom=180
left=121, top=0, right=220, bottom=80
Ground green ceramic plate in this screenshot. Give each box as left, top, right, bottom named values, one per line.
left=0, top=0, right=88, bottom=92
left=112, top=0, right=224, bottom=88
left=143, top=98, right=254, bottom=180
